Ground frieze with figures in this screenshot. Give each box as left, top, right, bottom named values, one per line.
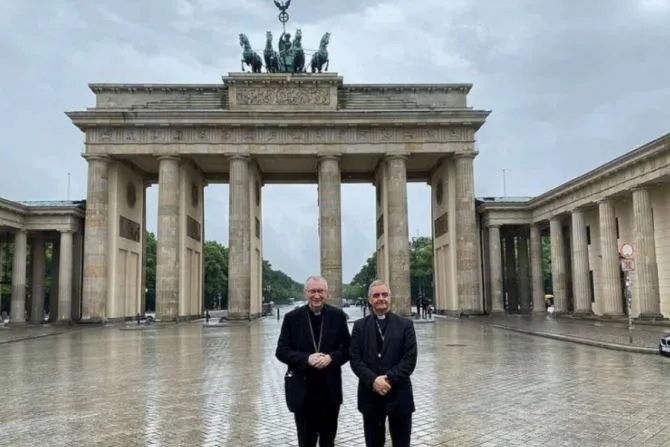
left=87, top=126, right=473, bottom=145
left=235, top=86, right=330, bottom=106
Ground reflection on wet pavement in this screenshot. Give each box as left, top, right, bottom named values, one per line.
left=1, top=306, right=670, bottom=446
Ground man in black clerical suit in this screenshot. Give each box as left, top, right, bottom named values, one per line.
left=276, top=275, right=351, bottom=447
left=350, top=279, right=418, bottom=447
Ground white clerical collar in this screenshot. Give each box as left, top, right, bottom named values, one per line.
left=376, top=314, right=386, bottom=320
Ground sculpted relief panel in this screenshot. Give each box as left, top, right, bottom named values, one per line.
left=235, top=87, right=330, bottom=106
left=87, top=126, right=473, bottom=145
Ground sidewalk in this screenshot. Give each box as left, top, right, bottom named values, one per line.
left=0, top=324, right=67, bottom=344
left=468, top=313, right=670, bottom=355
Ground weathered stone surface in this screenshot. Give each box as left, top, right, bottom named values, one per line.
left=156, top=156, right=181, bottom=321
left=318, top=155, right=342, bottom=307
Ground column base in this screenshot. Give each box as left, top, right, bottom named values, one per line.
left=601, top=313, right=625, bottom=319
left=572, top=311, right=594, bottom=318
left=77, top=317, right=107, bottom=325
left=637, top=313, right=667, bottom=321
left=224, top=312, right=263, bottom=322
left=53, top=320, right=76, bottom=326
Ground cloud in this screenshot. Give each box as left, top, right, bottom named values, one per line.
left=2, top=0, right=669, bottom=282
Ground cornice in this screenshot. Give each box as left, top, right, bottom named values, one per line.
left=65, top=109, right=491, bottom=130
left=526, top=133, right=670, bottom=208
left=87, top=81, right=472, bottom=95
left=341, top=84, right=472, bottom=94
left=89, top=84, right=225, bottom=94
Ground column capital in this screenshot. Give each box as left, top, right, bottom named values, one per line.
left=317, top=153, right=341, bottom=161
left=384, top=153, right=407, bottom=161
left=570, top=206, right=586, bottom=215
left=487, top=224, right=501, bottom=229
left=59, top=229, right=75, bottom=234
left=82, top=154, right=110, bottom=163
left=453, top=150, right=479, bottom=160
left=631, top=185, right=648, bottom=193
left=156, top=155, right=181, bottom=163
left=227, top=153, right=250, bottom=161
left=596, top=197, right=613, bottom=205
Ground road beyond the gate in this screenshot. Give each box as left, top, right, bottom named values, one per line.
left=1, top=306, right=670, bottom=446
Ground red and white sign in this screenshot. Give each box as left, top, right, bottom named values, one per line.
left=619, top=242, right=635, bottom=259
left=621, top=259, right=635, bottom=272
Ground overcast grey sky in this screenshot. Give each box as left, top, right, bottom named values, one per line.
left=2, top=0, right=669, bottom=283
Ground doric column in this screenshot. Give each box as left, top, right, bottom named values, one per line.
left=454, top=152, right=482, bottom=314
left=549, top=217, right=567, bottom=312
left=155, top=156, right=181, bottom=321
left=598, top=199, right=623, bottom=316
left=30, top=234, right=46, bottom=324
left=517, top=229, right=531, bottom=313
left=571, top=208, right=592, bottom=315
left=140, top=181, right=148, bottom=315
left=57, top=230, right=74, bottom=323
left=504, top=232, right=517, bottom=311
left=530, top=224, right=545, bottom=312
left=488, top=225, right=504, bottom=312
left=318, top=155, right=342, bottom=307
left=10, top=230, right=28, bottom=323
left=81, top=155, right=109, bottom=321
left=385, top=154, right=411, bottom=316
left=632, top=187, right=662, bottom=318
left=49, top=239, right=60, bottom=322
left=227, top=155, right=252, bottom=320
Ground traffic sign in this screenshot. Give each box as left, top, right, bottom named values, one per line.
left=619, top=242, right=635, bottom=259
left=621, top=259, right=635, bottom=272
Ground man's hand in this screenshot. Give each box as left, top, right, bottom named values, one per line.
left=373, top=375, right=391, bottom=395
left=308, top=353, right=332, bottom=369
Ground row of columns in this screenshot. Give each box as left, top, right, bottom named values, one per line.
left=488, top=186, right=663, bottom=318
left=2, top=230, right=76, bottom=323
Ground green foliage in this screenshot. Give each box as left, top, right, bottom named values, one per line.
left=346, top=237, right=434, bottom=304
left=541, top=235, right=552, bottom=293
left=262, top=260, right=303, bottom=303
left=143, top=231, right=302, bottom=310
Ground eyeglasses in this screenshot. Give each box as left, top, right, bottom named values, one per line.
left=371, top=292, right=389, bottom=298
left=307, top=289, right=326, bottom=295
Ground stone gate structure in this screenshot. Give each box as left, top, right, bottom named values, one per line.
left=65, top=73, right=490, bottom=321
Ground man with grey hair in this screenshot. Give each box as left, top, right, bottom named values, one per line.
left=276, top=275, right=351, bottom=447
left=349, top=279, right=417, bottom=447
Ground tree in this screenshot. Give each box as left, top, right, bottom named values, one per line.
left=144, top=233, right=302, bottom=309
left=145, top=231, right=157, bottom=311
left=203, top=240, right=227, bottom=309
left=542, top=235, right=552, bottom=293
left=409, top=237, right=433, bottom=303
left=346, top=237, right=434, bottom=304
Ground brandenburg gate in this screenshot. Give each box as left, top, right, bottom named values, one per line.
left=66, top=71, right=489, bottom=322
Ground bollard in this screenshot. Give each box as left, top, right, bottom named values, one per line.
left=137, top=313, right=141, bottom=325
left=277, top=308, right=280, bottom=321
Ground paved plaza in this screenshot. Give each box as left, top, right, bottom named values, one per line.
left=1, top=307, right=670, bottom=447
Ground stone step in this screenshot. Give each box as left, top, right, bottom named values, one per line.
left=132, top=92, right=228, bottom=110
left=338, top=92, right=418, bottom=109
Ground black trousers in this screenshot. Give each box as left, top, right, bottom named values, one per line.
left=294, top=403, right=340, bottom=447
left=362, top=411, right=412, bottom=447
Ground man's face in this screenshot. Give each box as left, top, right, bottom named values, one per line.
left=368, top=284, right=390, bottom=314
left=304, top=279, right=328, bottom=310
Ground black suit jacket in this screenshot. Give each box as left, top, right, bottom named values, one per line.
left=275, top=304, right=351, bottom=412
left=349, top=312, right=417, bottom=416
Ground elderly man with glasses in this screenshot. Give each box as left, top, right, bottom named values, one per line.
left=276, top=275, right=351, bottom=447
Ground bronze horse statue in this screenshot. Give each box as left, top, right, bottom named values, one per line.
left=239, top=33, right=262, bottom=73
left=310, top=32, right=331, bottom=73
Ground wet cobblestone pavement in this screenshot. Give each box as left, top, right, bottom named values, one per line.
left=1, top=307, right=670, bottom=446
